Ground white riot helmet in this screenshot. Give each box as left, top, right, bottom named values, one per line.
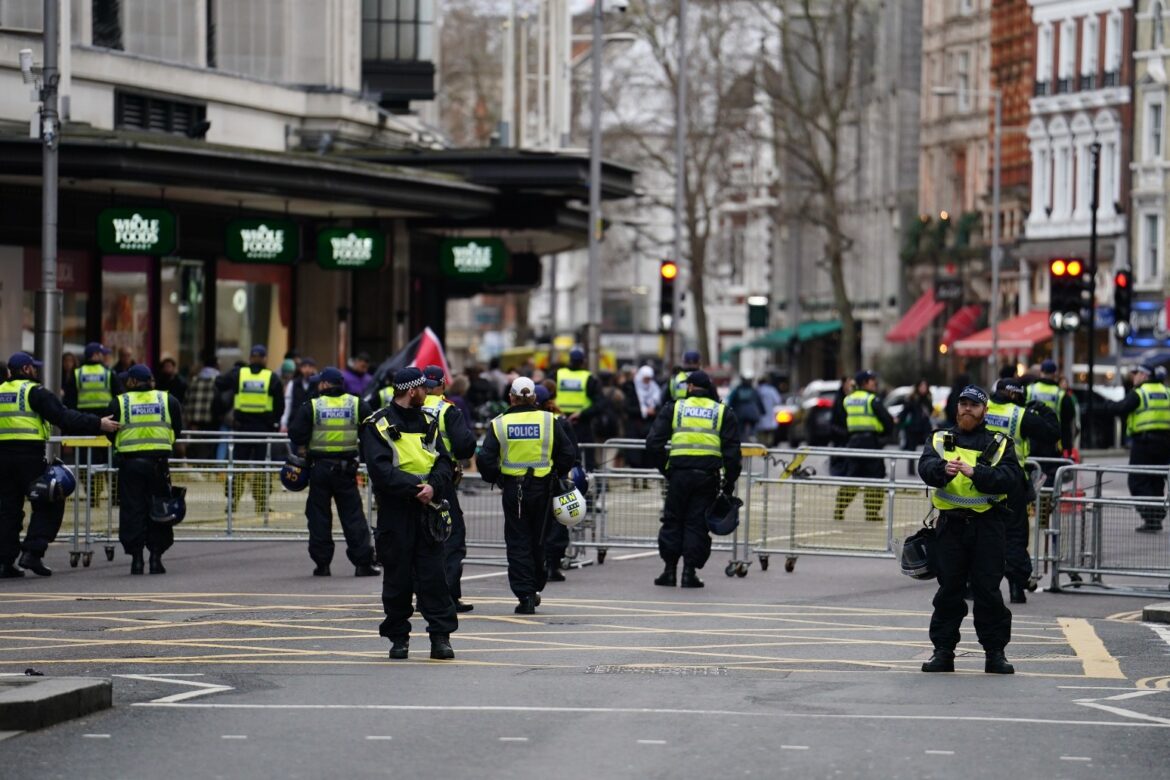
left=552, top=479, right=586, bottom=527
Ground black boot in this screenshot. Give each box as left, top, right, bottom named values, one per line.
left=680, top=565, right=704, bottom=589
left=1009, top=581, right=1027, bottom=604
left=0, top=562, right=25, bottom=578
left=1135, top=523, right=1163, bottom=533
left=430, top=634, right=455, bottom=660
left=130, top=553, right=144, bottom=576
left=455, top=600, right=474, bottom=613
left=546, top=563, right=566, bottom=582
left=354, top=563, right=381, bottom=577
left=654, top=563, right=677, bottom=587
left=515, top=595, right=537, bottom=614
left=921, top=649, right=955, bottom=673
left=312, top=563, right=331, bottom=576
left=388, top=636, right=409, bottom=660
left=984, top=649, right=1015, bottom=674
left=148, top=553, right=166, bottom=574
left=18, top=552, right=51, bottom=577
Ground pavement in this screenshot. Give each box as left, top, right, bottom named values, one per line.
left=1, top=538, right=1169, bottom=778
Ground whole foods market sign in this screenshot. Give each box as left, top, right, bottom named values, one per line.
left=316, top=228, right=385, bottom=270
left=226, top=219, right=299, bottom=264
left=97, top=208, right=176, bottom=255
left=439, top=238, right=508, bottom=282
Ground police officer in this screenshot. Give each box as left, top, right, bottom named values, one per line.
left=832, top=370, right=894, bottom=523
left=984, top=378, right=1059, bottom=603
left=359, top=367, right=457, bottom=660
left=1026, top=360, right=1076, bottom=467
left=373, top=377, right=396, bottom=410
left=288, top=366, right=378, bottom=577
left=535, top=383, right=580, bottom=582
left=919, top=385, right=1022, bottom=675
left=108, top=364, right=183, bottom=575
left=0, top=352, right=118, bottom=578
left=670, top=350, right=703, bottom=401
left=217, top=345, right=284, bottom=513
left=421, top=365, right=478, bottom=612
left=556, top=348, right=605, bottom=469
left=645, top=370, right=742, bottom=588
left=478, top=377, right=576, bottom=613
left=65, top=342, right=121, bottom=505
left=1106, top=364, right=1170, bottom=532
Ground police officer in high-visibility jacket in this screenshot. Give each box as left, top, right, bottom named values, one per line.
left=421, top=365, right=479, bottom=612
left=645, top=370, right=742, bottom=589
left=0, top=353, right=118, bottom=578
left=217, top=345, right=284, bottom=514
left=1025, top=360, right=1076, bottom=476
left=669, top=350, right=703, bottom=402
left=556, top=348, right=605, bottom=469
left=288, top=366, right=378, bottom=578
left=359, top=367, right=458, bottom=661
left=108, top=364, right=183, bottom=575
left=919, top=385, right=1023, bottom=675
left=478, top=377, right=576, bottom=614
left=984, top=378, right=1059, bottom=604
left=65, top=342, right=122, bottom=506
left=1106, top=364, right=1170, bottom=532
left=832, top=370, right=894, bottom=522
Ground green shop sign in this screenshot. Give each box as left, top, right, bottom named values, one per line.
left=226, top=219, right=299, bottom=264
left=97, top=208, right=176, bottom=255
left=439, top=238, right=508, bottom=282
left=316, top=228, right=385, bottom=270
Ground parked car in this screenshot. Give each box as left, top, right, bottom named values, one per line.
left=885, top=385, right=951, bottom=430
left=800, top=380, right=841, bottom=446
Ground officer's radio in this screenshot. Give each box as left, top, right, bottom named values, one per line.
left=942, top=432, right=955, bottom=452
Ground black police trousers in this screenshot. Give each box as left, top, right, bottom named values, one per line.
left=118, top=456, right=174, bottom=557
left=0, top=453, right=64, bottom=564
left=659, top=467, right=719, bottom=569
left=929, top=511, right=1012, bottom=653
left=374, top=494, right=457, bottom=640
left=545, top=518, right=570, bottom=571
left=306, top=459, right=374, bottom=568
left=1128, top=432, right=1170, bottom=526
left=500, top=474, right=553, bottom=598
left=441, top=487, right=467, bottom=600
left=1003, top=486, right=1033, bottom=588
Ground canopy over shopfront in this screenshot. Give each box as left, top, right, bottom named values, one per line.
left=885, top=289, right=945, bottom=343
left=951, top=310, right=1053, bottom=357
left=720, top=319, right=842, bottom=361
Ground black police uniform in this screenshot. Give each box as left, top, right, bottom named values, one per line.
left=424, top=396, right=478, bottom=604
left=1107, top=383, right=1170, bottom=529
left=288, top=387, right=376, bottom=573
left=359, top=400, right=458, bottom=645
left=1027, top=377, right=1076, bottom=486
left=105, top=390, right=184, bottom=570
left=478, top=404, right=576, bottom=609
left=0, top=377, right=103, bottom=575
left=543, top=416, right=580, bottom=580
left=217, top=362, right=284, bottom=512
left=918, top=421, right=1022, bottom=659
left=645, top=386, right=743, bottom=579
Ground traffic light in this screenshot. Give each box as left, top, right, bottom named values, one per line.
left=747, top=295, right=769, bottom=328
left=1048, top=257, right=1087, bottom=331
left=1114, top=268, right=1132, bottom=338
left=659, top=260, right=677, bottom=331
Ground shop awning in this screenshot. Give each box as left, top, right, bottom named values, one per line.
left=720, top=319, right=842, bottom=361
left=952, top=310, right=1053, bottom=356
left=885, top=289, right=946, bottom=343
left=941, top=304, right=984, bottom=345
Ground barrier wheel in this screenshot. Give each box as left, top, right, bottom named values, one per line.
left=784, top=556, right=797, bottom=573
left=69, top=552, right=80, bottom=568
left=105, top=546, right=115, bottom=561
left=758, top=555, right=770, bottom=571
left=597, top=548, right=607, bottom=564
left=724, top=563, right=736, bottom=577
left=735, top=563, right=749, bottom=578
left=82, top=552, right=93, bottom=568
left=1068, top=572, right=1083, bottom=583
left=1026, top=578, right=1039, bottom=592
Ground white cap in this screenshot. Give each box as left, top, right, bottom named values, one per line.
left=511, top=377, right=536, bottom=397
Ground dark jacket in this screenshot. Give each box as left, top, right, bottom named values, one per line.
left=359, top=400, right=454, bottom=503
left=288, top=387, right=373, bottom=458
left=1015, top=398, right=1061, bottom=451
left=155, top=372, right=188, bottom=404
left=644, top=388, right=743, bottom=486
left=477, top=404, right=577, bottom=485
left=104, top=390, right=184, bottom=457
left=216, top=362, right=285, bottom=431
left=918, top=422, right=1024, bottom=517
left=0, top=380, right=104, bottom=458
left=63, top=361, right=124, bottom=410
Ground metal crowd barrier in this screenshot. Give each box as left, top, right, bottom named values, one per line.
left=1047, top=463, right=1170, bottom=597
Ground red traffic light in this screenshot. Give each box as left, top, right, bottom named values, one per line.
left=1050, top=259, right=1067, bottom=276
left=1115, top=270, right=1129, bottom=288
left=660, top=261, right=678, bottom=280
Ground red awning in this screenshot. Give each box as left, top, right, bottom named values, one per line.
left=941, top=304, right=984, bottom=345
left=952, top=310, right=1053, bottom=356
left=885, top=289, right=946, bottom=343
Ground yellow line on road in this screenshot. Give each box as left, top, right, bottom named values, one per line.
left=1058, top=617, right=1125, bottom=679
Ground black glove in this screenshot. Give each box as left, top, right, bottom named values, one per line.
left=721, top=480, right=735, bottom=496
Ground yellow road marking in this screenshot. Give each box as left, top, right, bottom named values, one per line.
left=1058, top=617, right=1125, bottom=679
left=1137, top=676, right=1170, bottom=690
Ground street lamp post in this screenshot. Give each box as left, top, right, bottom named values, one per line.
left=37, top=0, right=63, bottom=397
left=585, top=0, right=603, bottom=373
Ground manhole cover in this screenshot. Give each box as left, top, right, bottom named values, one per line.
left=586, top=665, right=728, bottom=676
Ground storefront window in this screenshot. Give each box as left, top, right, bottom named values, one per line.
left=215, top=260, right=291, bottom=369
left=101, top=257, right=152, bottom=366
left=22, top=249, right=91, bottom=358
left=159, top=259, right=206, bottom=373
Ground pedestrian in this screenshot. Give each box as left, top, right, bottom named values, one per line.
left=65, top=342, right=121, bottom=506
left=833, top=370, right=894, bottom=522
left=556, top=348, right=606, bottom=469
left=670, top=350, right=703, bottom=402
left=154, top=357, right=188, bottom=404
left=918, top=385, right=1021, bottom=675
left=342, top=352, right=375, bottom=398
left=112, top=346, right=135, bottom=375
left=288, top=366, right=379, bottom=578
left=1105, top=365, right=1169, bottom=532
left=727, top=372, right=764, bottom=441
left=828, top=375, right=855, bottom=477
left=446, top=375, right=473, bottom=422
left=899, top=379, right=935, bottom=475
left=754, top=376, right=783, bottom=447
left=0, top=352, right=119, bottom=578
left=645, top=370, right=742, bottom=589
left=420, top=365, right=479, bottom=612
left=359, top=367, right=457, bottom=660
left=486, top=356, right=509, bottom=400
left=478, top=377, right=576, bottom=613
left=984, top=378, right=1059, bottom=602
left=184, top=355, right=220, bottom=462
left=108, top=364, right=183, bottom=575
left=60, top=352, right=78, bottom=398
left=216, top=344, right=284, bottom=514
left=282, top=356, right=318, bottom=431
left=535, top=383, right=581, bottom=583
left=622, top=366, right=661, bottom=469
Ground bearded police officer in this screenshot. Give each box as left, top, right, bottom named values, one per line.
left=919, top=385, right=1023, bottom=674
left=0, top=352, right=118, bottom=578
left=556, top=347, right=605, bottom=469
left=360, top=367, right=458, bottom=660
left=984, top=378, right=1059, bottom=603
left=65, top=342, right=121, bottom=506
left=833, top=370, right=894, bottom=523
left=108, top=364, right=183, bottom=575
left=670, top=350, right=703, bottom=401
left=288, top=366, right=378, bottom=578
left=217, top=345, right=284, bottom=514
left=478, top=377, right=576, bottom=614
left=645, top=370, right=742, bottom=589
left=421, top=365, right=478, bottom=612
left=1107, top=365, right=1170, bottom=532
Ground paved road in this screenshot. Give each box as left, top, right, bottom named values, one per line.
left=2, top=538, right=1169, bottom=778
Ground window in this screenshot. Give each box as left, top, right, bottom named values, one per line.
left=362, top=0, right=435, bottom=62
left=957, top=50, right=971, bottom=112
left=959, top=0, right=974, bottom=16
left=0, top=0, right=41, bottom=28
left=1080, top=16, right=1099, bottom=90
left=115, top=91, right=208, bottom=137
left=1104, top=12, right=1122, bottom=83
left=1058, top=20, right=1075, bottom=92
left=216, top=0, right=287, bottom=81
left=1037, top=24, right=1054, bottom=93
left=1157, top=1, right=1166, bottom=49
left=1149, top=101, right=1165, bottom=160
left=92, top=0, right=123, bottom=49
left=1142, top=213, right=1163, bottom=284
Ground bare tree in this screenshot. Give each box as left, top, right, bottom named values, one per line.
left=437, top=0, right=504, bottom=146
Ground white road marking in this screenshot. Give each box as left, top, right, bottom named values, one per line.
left=612, top=551, right=661, bottom=561
left=461, top=571, right=511, bottom=581
left=82, top=734, right=110, bottom=739
left=924, top=750, right=954, bottom=755
left=1058, top=686, right=1140, bottom=691
left=779, top=745, right=809, bottom=750
left=1146, top=623, right=1170, bottom=650
left=115, top=674, right=234, bottom=704
left=1059, top=756, right=1092, bottom=762
left=1074, top=689, right=1170, bottom=726
left=365, top=736, right=393, bottom=741
left=498, top=737, right=529, bottom=742
left=221, top=735, right=248, bottom=740
left=637, top=739, right=667, bottom=745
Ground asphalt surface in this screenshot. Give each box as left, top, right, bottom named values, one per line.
left=2, top=535, right=1169, bottom=779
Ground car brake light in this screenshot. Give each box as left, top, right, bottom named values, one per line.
left=815, top=398, right=834, bottom=408
left=776, top=410, right=794, bottom=424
